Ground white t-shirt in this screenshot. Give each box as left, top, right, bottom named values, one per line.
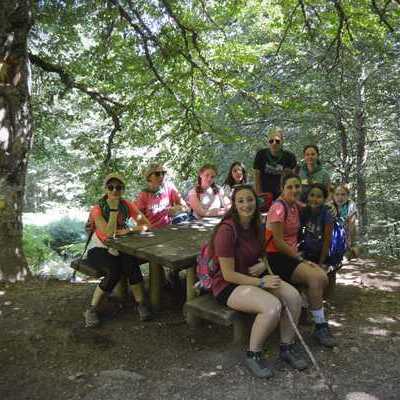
left=188, top=186, right=225, bottom=219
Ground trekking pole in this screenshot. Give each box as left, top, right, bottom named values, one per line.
left=262, top=257, right=337, bottom=398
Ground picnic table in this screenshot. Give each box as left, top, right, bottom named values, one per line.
left=107, top=218, right=220, bottom=310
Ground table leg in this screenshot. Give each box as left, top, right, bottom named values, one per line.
left=149, top=262, right=161, bottom=311
left=186, top=266, right=196, bottom=301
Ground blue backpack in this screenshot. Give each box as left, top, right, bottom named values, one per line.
left=299, top=206, right=346, bottom=270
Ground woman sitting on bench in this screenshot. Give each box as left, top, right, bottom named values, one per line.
left=208, top=184, right=307, bottom=378
left=84, top=173, right=152, bottom=328
left=265, top=171, right=336, bottom=348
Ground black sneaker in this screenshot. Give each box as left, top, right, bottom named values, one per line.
left=245, top=351, right=273, bottom=378
left=313, top=323, right=336, bottom=348
left=280, top=344, right=308, bottom=370
left=137, top=303, right=152, bottom=321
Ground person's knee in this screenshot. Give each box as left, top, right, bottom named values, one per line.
left=263, top=297, right=282, bottom=321
left=307, top=272, right=328, bottom=290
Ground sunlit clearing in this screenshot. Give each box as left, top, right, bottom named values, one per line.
left=367, top=316, right=397, bottom=324
left=346, top=392, right=380, bottom=400
left=199, top=371, right=217, bottom=378
left=361, top=327, right=390, bottom=337
left=328, top=320, right=343, bottom=327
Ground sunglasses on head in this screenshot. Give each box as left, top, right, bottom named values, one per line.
left=269, top=138, right=281, bottom=144
left=153, top=171, right=166, bottom=177
left=107, top=184, right=124, bottom=192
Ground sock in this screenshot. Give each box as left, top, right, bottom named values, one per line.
left=247, top=350, right=262, bottom=358
left=311, top=308, right=326, bottom=324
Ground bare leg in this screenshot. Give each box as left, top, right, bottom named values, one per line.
left=269, top=281, right=302, bottom=344
left=291, top=263, right=328, bottom=310
left=227, top=285, right=281, bottom=351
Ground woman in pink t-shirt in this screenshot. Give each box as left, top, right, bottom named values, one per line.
left=209, top=184, right=307, bottom=378
left=265, top=171, right=336, bottom=348
left=84, top=173, right=151, bottom=328
left=135, top=163, right=189, bottom=229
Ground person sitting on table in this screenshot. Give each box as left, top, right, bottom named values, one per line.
left=208, top=184, right=307, bottom=378
left=188, top=164, right=230, bottom=219
left=84, top=173, right=152, bottom=328
left=222, top=161, right=247, bottom=199
left=265, top=171, right=336, bottom=348
left=135, top=163, right=189, bottom=229
left=297, top=145, right=331, bottom=203
left=253, top=127, right=297, bottom=199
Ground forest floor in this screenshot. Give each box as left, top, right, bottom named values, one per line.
left=0, top=257, right=399, bottom=400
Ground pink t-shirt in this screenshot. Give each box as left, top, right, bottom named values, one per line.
left=135, top=182, right=182, bottom=229
left=265, top=200, right=301, bottom=253
left=211, top=219, right=262, bottom=297
left=89, top=200, right=140, bottom=243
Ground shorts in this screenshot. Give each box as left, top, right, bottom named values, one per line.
left=215, top=284, right=238, bottom=306
left=266, top=252, right=302, bottom=282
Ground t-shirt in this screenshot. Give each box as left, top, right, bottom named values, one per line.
left=300, top=205, right=334, bottom=240
left=253, top=149, right=297, bottom=198
left=265, top=200, right=302, bottom=253
left=135, top=182, right=182, bottom=228
left=87, top=200, right=140, bottom=254
left=188, top=186, right=225, bottom=219
left=211, top=219, right=262, bottom=297
left=298, top=163, right=331, bottom=202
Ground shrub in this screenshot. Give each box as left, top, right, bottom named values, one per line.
left=47, top=217, right=86, bottom=250
left=23, top=225, right=55, bottom=273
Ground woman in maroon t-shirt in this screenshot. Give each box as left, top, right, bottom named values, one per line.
left=208, top=185, right=307, bottom=378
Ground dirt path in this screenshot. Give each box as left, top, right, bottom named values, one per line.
left=0, top=257, right=399, bottom=400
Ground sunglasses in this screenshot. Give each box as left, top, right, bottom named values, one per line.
left=107, top=184, right=124, bottom=192
left=269, top=138, right=281, bottom=144
left=152, top=171, right=166, bottom=177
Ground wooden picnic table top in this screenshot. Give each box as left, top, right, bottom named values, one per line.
left=107, top=218, right=221, bottom=269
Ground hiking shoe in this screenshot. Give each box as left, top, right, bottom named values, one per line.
left=280, top=344, right=308, bottom=370
left=245, top=351, right=273, bottom=378
left=137, top=303, right=152, bottom=321
left=84, top=307, right=99, bottom=328
left=313, top=323, right=337, bottom=348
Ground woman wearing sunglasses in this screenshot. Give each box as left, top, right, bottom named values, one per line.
left=135, top=163, right=189, bottom=228
left=253, top=127, right=297, bottom=202
left=188, top=164, right=230, bottom=219
left=84, top=173, right=152, bottom=328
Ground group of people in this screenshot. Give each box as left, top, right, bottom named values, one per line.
left=83, top=127, right=359, bottom=379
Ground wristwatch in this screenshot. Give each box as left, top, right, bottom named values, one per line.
left=258, top=279, right=266, bottom=289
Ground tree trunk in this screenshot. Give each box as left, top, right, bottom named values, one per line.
left=0, top=1, right=33, bottom=281
left=355, top=68, right=368, bottom=238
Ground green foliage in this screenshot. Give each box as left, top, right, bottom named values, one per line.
left=23, top=225, right=55, bottom=272
left=47, top=217, right=86, bottom=250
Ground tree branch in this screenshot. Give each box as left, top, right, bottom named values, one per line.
left=29, top=53, right=124, bottom=166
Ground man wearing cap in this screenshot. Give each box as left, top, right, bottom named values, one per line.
left=135, top=163, right=189, bottom=229
left=84, top=173, right=152, bottom=327
left=253, top=127, right=297, bottom=200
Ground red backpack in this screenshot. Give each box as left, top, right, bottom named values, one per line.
left=195, top=221, right=238, bottom=292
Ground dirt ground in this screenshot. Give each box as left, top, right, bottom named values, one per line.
left=0, top=257, right=399, bottom=400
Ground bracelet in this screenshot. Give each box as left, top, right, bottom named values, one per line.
left=258, top=279, right=266, bottom=289
left=109, top=208, right=118, bottom=212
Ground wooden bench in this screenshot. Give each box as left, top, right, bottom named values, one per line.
left=183, top=294, right=248, bottom=344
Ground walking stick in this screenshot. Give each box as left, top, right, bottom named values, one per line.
left=262, top=257, right=337, bottom=398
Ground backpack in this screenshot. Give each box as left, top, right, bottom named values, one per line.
left=299, top=206, right=347, bottom=270
left=326, top=220, right=347, bottom=269
left=195, top=222, right=237, bottom=292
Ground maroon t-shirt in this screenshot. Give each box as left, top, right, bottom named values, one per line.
left=211, top=218, right=263, bottom=297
